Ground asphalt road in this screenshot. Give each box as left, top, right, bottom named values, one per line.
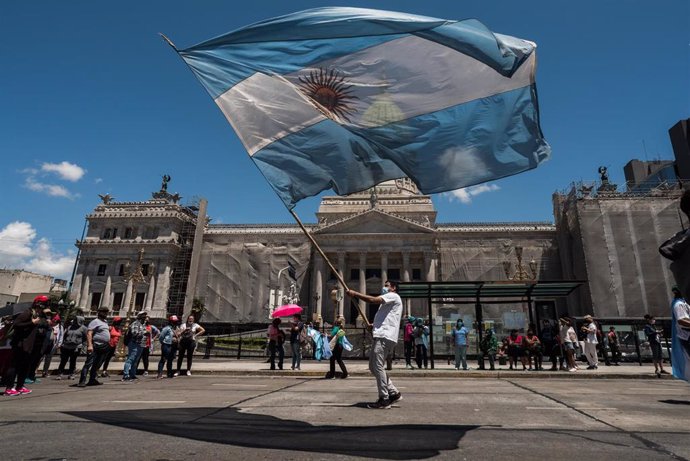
left=2, top=375, right=690, bottom=460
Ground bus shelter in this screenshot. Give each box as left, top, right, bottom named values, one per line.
left=397, top=280, right=584, bottom=369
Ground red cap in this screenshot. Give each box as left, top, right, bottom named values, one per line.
left=169, top=315, right=179, bottom=323
left=112, top=316, right=122, bottom=323
left=33, top=295, right=50, bottom=305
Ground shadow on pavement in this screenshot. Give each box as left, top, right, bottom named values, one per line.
left=65, top=406, right=477, bottom=459
left=659, top=399, right=690, bottom=405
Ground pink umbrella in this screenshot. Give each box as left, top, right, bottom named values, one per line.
left=271, top=304, right=303, bottom=318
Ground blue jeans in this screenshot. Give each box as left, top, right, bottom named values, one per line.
left=455, top=345, right=468, bottom=369
left=157, top=343, right=176, bottom=377
left=123, top=343, right=144, bottom=379
left=291, top=341, right=301, bottom=369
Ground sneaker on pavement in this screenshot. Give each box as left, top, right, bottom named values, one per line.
left=86, top=380, right=103, bottom=386
left=17, top=387, right=32, bottom=394
left=389, top=392, right=403, bottom=404
left=367, top=398, right=392, bottom=409
left=173, top=372, right=180, bottom=377
left=76, top=382, right=87, bottom=388
left=55, top=376, right=62, bottom=381
left=186, top=370, right=192, bottom=376
left=569, top=368, right=578, bottom=372
left=101, top=371, right=109, bottom=378
left=4, top=388, right=20, bottom=396
left=143, top=371, right=149, bottom=376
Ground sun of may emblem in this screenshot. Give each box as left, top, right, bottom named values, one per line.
left=297, top=68, right=357, bottom=122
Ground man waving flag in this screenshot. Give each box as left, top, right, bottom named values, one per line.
left=171, top=7, right=550, bottom=209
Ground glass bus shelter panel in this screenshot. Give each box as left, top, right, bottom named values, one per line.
left=435, top=305, right=477, bottom=354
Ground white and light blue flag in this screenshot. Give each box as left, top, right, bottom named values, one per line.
left=175, top=7, right=551, bottom=209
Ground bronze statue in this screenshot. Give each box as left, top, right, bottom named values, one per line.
left=161, top=174, right=171, bottom=191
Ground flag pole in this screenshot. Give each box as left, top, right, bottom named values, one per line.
left=288, top=209, right=370, bottom=325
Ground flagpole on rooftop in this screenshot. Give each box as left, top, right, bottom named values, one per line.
left=289, top=209, right=370, bottom=325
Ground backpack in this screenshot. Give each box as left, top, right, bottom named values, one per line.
left=298, top=323, right=308, bottom=345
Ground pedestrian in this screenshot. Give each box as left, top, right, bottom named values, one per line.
left=289, top=314, right=304, bottom=371
left=403, top=316, right=415, bottom=369
left=347, top=280, right=403, bottom=410
left=139, top=318, right=160, bottom=376
left=77, top=307, right=111, bottom=387
left=671, top=286, right=690, bottom=381
left=643, top=315, right=668, bottom=377
left=451, top=319, right=469, bottom=370
left=607, top=326, right=621, bottom=366
left=26, top=304, right=54, bottom=384
left=507, top=330, right=526, bottom=370
left=412, top=317, right=429, bottom=369
left=157, top=315, right=180, bottom=379
left=559, top=317, right=579, bottom=371
left=581, top=314, right=599, bottom=369
left=539, top=320, right=558, bottom=370
left=101, top=316, right=122, bottom=378
left=3, top=295, right=47, bottom=396
left=479, top=328, right=498, bottom=370
left=267, top=317, right=284, bottom=370
left=326, top=318, right=348, bottom=379
left=175, top=315, right=205, bottom=376
left=122, top=311, right=149, bottom=381
left=55, top=316, right=87, bottom=380
left=524, top=328, right=543, bottom=371
left=40, top=314, right=63, bottom=378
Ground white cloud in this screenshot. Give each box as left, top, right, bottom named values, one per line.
left=444, top=183, right=501, bottom=204
left=94, top=178, right=103, bottom=184
left=24, top=177, right=77, bottom=199
left=41, top=161, right=86, bottom=182
left=0, top=222, right=75, bottom=279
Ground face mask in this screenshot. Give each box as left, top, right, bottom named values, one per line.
left=381, top=287, right=389, bottom=294
left=651, top=320, right=656, bottom=325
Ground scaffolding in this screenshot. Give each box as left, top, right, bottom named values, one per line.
left=167, top=212, right=197, bottom=316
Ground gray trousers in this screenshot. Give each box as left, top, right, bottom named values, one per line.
left=369, top=337, right=399, bottom=400
left=455, top=345, right=468, bottom=369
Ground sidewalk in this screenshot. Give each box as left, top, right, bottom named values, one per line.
left=107, top=357, right=673, bottom=379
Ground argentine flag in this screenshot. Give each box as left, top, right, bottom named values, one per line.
left=176, top=7, right=550, bottom=209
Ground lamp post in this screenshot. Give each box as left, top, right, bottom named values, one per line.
left=502, top=246, right=539, bottom=329
left=115, top=248, right=147, bottom=360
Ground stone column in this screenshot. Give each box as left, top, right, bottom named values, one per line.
left=79, top=276, right=90, bottom=310
left=358, top=252, right=367, bottom=322
left=72, top=273, right=83, bottom=307
left=402, top=252, right=411, bottom=315
left=337, top=252, right=346, bottom=318
left=381, top=251, right=389, bottom=283
left=103, top=276, right=112, bottom=307
left=122, top=279, right=133, bottom=316
left=154, top=265, right=171, bottom=310
left=145, top=275, right=156, bottom=310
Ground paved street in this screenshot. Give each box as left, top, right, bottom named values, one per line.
left=2, top=374, right=690, bottom=460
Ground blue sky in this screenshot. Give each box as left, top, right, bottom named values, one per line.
left=1, top=0, right=688, bottom=279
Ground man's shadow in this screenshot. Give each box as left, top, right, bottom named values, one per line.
left=66, top=406, right=477, bottom=460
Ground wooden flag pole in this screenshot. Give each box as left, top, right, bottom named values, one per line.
left=289, top=209, right=370, bottom=325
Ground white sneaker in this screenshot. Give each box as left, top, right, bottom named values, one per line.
left=143, top=371, right=149, bottom=376
left=569, top=368, right=577, bottom=372
left=185, top=370, right=191, bottom=376
left=173, top=372, right=179, bottom=377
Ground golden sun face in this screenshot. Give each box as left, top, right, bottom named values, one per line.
left=297, top=68, right=357, bottom=122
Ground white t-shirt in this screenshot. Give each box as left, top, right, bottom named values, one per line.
left=674, top=299, right=690, bottom=341
left=584, top=322, right=598, bottom=344
left=372, top=292, right=403, bottom=342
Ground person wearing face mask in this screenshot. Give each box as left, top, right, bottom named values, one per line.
left=451, top=319, right=469, bottom=370
left=644, top=315, right=668, bottom=377
left=77, top=306, right=111, bottom=387
left=606, top=326, right=621, bottom=366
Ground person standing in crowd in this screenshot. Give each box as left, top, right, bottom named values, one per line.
left=559, top=317, right=579, bottom=372
left=77, top=307, right=111, bottom=387
left=413, top=317, right=429, bottom=369
left=3, top=296, right=47, bottom=396
left=479, top=328, right=498, bottom=370
left=101, top=317, right=122, bottom=378
left=581, top=314, right=599, bottom=369
left=289, top=314, right=304, bottom=371
left=139, top=318, right=160, bottom=376
left=607, top=326, right=621, bottom=366
left=539, top=320, right=558, bottom=371
left=123, top=311, right=149, bottom=381
left=403, top=316, right=415, bottom=370
left=524, top=328, right=543, bottom=371
left=644, top=315, right=669, bottom=377
left=347, top=280, right=403, bottom=410
left=267, top=317, right=284, bottom=371
left=507, top=329, right=526, bottom=371
left=451, top=319, right=469, bottom=370
left=157, top=315, right=180, bottom=379
left=326, top=318, right=348, bottom=379
left=176, top=315, right=205, bottom=376
left=26, top=304, right=54, bottom=384
left=40, top=314, right=63, bottom=378
left=671, top=286, right=690, bottom=381
left=55, top=316, right=87, bottom=380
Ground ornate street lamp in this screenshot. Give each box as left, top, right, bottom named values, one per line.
left=503, top=246, right=538, bottom=281
left=115, top=248, right=148, bottom=359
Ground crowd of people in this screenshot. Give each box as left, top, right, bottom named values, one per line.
left=0, top=297, right=206, bottom=396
